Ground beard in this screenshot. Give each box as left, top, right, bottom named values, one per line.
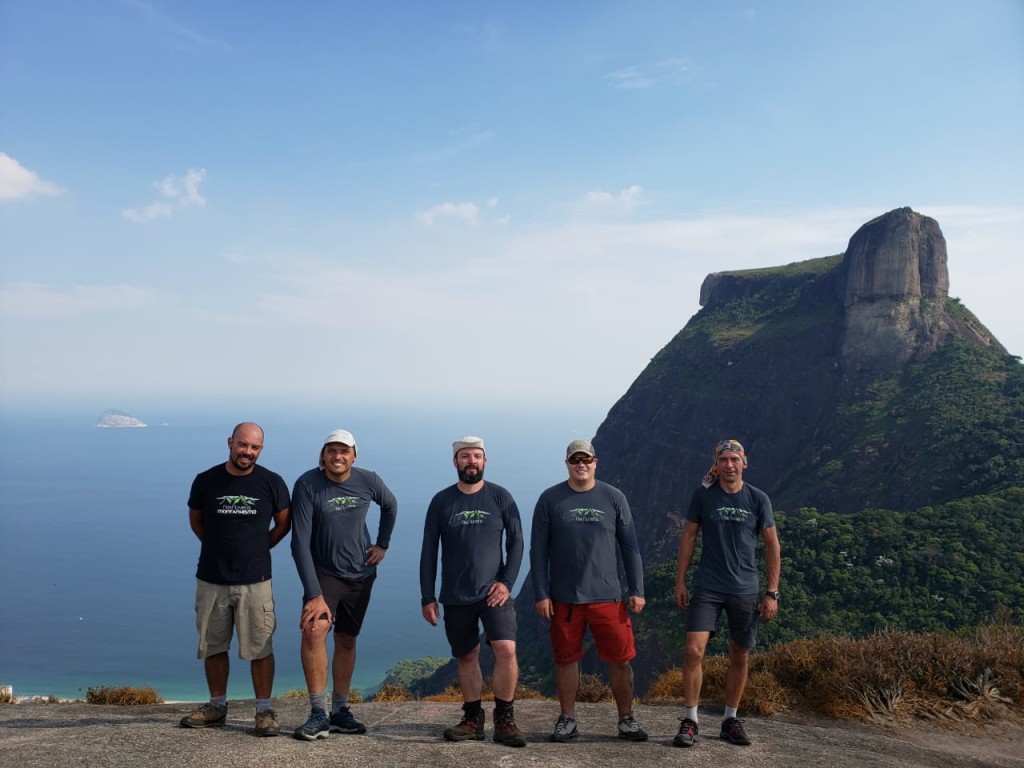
left=457, top=466, right=484, bottom=484
left=230, top=454, right=255, bottom=472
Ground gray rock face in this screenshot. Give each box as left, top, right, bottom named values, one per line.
left=838, top=207, right=951, bottom=369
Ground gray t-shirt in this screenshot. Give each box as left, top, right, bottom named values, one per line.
left=419, top=481, right=524, bottom=606
left=290, top=466, right=397, bottom=600
left=530, top=480, right=644, bottom=604
left=686, top=482, right=774, bottom=594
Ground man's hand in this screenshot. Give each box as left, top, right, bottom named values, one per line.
left=675, top=583, right=689, bottom=609
left=300, top=595, right=331, bottom=630
left=365, top=545, right=387, bottom=566
left=628, top=595, right=646, bottom=614
left=486, top=582, right=511, bottom=607
left=534, top=599, right=553, bottom=620
left=422, top=601, right=440, bottom=626
left=760, top=596, right=778, bottom=621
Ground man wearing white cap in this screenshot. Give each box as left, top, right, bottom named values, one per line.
left=419, top=436, right=526, bottom=747
left=290, top=429, right=398, bottom=741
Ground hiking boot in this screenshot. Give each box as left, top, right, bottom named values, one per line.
left=493, top=707, right=527, bottom=747
left=179, top=702, right=226, bottom=728
left=673, top=717, right=699, bottom=747
left=617, top=712, right=648, bottom=741
left=293, top=708, right=330, bottom=741
left=253, top=708, right=280, bottom=737
left=443, top=708, right=485, bottom=741
left=329, top=706, right=367, bottom=734
left=550, top=713, right=579, bottom=742
left=720, top=717, right=751, bottom=746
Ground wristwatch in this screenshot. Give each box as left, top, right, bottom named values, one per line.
left=765, top=590, right=780, bottom=601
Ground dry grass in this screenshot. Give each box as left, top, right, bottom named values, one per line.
left=371, top=684, right=413, bottom=702
left=0, top=689, right=13, bottom=705
left=419, top=680, right=549, bottom=702
left=85, top=685, right=163, bottom=706
left=576, top=673, right=614, bottom=703
left=645, top=623, right=1024, bottom=725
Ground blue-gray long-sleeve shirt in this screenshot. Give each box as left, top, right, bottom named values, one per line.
left=290, top=466, right=397, bottom=600
left=419, top=481, right=524, bottom=606
left=530, top=480, right=644, bottom=604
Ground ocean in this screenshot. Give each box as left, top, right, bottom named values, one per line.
left=0, top=404, right=602, bottom=702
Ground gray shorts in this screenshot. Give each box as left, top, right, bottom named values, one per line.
left=194, top=578, right=276, bottom=660
left=443, top=599, right=517, bottom=659
left=684, top=589, right=761, bottom=649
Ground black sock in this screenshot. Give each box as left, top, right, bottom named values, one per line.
left=463, top=699, right=482, bottom=717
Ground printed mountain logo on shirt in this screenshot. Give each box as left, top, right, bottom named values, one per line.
left=570, top=507, right=605, bottom=522
left=715, top=506, right=751, bottom=523
left=216, top=495, right=259, bottom=516
left=328, top=496, right=360, bottom=509
left=453, top=509, right=489, bottom=525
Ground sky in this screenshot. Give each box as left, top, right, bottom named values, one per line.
left=2, top=0, right=1022, bottom=419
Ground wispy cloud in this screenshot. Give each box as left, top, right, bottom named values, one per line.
left=0, top=282, right=154, bottom=319
left=0, top=153, right=64, bottom=201
left=607, top=59, right=693, bottom=90
left=119, top=0, right=231, bottom=50
left=415, top=201, right=481, bottom=226
left=123, top=168, right=207, bottom=222
left=581, top=184, right=645, bottom=210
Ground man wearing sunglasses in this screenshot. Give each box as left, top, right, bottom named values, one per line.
left=530, top=439, right=647, bottom=744
left=673, top=439, right=780, bottom=749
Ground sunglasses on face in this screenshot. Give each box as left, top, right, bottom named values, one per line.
left=567, top=455, right=595, bottom=465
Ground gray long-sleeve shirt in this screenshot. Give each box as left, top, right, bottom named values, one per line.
left=290, top=466, right=397, bottom=600
left=530, top=480, right=644, bottom=604
left=419, top=481, right=524, bottom=606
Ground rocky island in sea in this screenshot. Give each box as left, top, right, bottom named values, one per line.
left=94, top=409, right=147, bottom=428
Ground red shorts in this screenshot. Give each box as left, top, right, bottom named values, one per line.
left=549, top=600, right=636, bottom=665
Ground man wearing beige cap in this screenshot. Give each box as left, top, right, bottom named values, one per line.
left=420, top=436, right=526, bottom=747
left=290, top=429, right=398, bottom=741
left=530, top=439, right=647, bottom=743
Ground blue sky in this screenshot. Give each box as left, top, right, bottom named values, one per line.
left=2, top=0, right=1022, bottom=416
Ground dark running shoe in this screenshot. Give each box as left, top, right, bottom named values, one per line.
left=329, top=706, right=367, bottom=734
left=443, top=708, right=485, bottom=741
left=720, top=717, right=751, bottom=746
left=253, top=707, right=280, bottom=737
left=550, top=713, right=579, bottom=742
left=179, top=702, right=226, bottom=728
left=673, top=717, right=699, bottom=747
left=493, top=707, right=527, bottom=747
left=616, top=712, right=648, bottom=741
left=293, top=708, right=329, bottom=741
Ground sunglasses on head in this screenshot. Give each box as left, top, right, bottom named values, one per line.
left=567, top=455, right=595, bottom=465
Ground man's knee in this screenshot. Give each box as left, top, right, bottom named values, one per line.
left=490, top=640, right=516, bottom=662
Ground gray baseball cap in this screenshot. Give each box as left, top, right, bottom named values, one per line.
left=453, top=435, right=485, bottom=456
left=565, top=439, right=595, bottom=459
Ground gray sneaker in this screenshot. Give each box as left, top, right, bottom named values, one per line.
left=294, top=708, right=330, bottom=741
left=253, top=707, right=280, bottom=737
left=617, top=712, right=648, bottom=741
left=179, top=702, right=226, bottom=728
left=550, top=713, right=579, bottom=742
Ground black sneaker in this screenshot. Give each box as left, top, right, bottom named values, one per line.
left=443, top=708, right=485, bottom=741
left=329, top=706, right=367, bottom=734
left=253, top=708, right=280, bottom=737
left=293, top=708, right=329, bottom=741
left=720, top=717, right=751, bottom=746
left=673, top=717, right=699, bottom=747
left=179, top=702, right=226, bottom=728
left=616, top=712, right=648, bottom=741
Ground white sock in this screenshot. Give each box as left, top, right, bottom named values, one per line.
left=684, top=704, right=698, bottom=723
left=724, top=705, right=738, bottom=721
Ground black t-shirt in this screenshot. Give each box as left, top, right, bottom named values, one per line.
left=188, top=463, right=290, bottom=585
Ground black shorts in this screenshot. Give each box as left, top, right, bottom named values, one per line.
left=442, top=599, right=517, bottom=659
left=684, top=589, right=761, bottom=649
left=317, top=573, right=376, bottom=637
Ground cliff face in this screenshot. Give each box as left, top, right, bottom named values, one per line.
left=512, top=207, right=1024, bottom=695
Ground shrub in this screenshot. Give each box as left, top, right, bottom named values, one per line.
left=86, top=685, right=162, bottom=706
left=372, top=684, right=413, bottom=702
left=576, top=673, right=613, bottom=703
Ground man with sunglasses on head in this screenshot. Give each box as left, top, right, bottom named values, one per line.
left=530, top=439, right=647, bottom=744
left=673, top=439, right=780, bottom=749
left=419, top=436, right=527, bottom=748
